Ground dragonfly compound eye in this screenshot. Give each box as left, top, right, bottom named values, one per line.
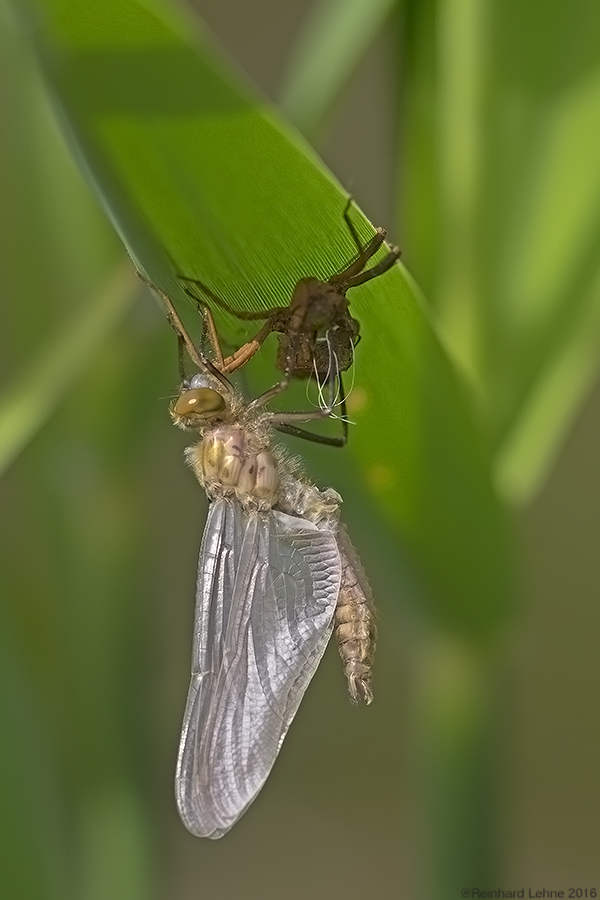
left=175, top=388, right=226, bottom=419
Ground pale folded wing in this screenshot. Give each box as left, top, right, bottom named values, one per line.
left=175, top=497, right=342, bottom=838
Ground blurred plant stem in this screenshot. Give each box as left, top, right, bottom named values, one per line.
left=278, top=0, right=396, bottom=135
left=412, top=634, right=501, bottom=897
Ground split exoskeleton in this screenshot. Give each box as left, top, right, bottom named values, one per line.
left=178, top=199, right=400, bottom=446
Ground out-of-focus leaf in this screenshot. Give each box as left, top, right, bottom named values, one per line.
left=494, top=263, right=600, bottom=504
left=0, top=602, right=70, bottom=900
left=278, top=0, right=397, bottom=135
left=490, top=67, right=600, bottom=503
left=0, top=262, right=138, bottom=476
left=401, top=0, right=600, bottom=505
left=0, top=5, right=155, bottom=898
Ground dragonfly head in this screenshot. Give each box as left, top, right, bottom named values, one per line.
left=172, top=373, right=229, bottom=430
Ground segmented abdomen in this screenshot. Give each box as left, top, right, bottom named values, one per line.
left=334, top=525, right=377, bottom=704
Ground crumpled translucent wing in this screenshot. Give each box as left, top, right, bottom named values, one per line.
left=175, top=497, right=342, bottom=838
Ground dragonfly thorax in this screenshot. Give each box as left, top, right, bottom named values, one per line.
left=186, top=425, right=279, bottom=508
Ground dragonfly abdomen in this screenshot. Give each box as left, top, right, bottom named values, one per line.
left=334, top=527, right=377, bottom=704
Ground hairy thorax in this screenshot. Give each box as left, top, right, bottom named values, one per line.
left=186, top=425, right=279, bottom=509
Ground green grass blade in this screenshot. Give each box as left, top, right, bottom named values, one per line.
left=0, top=262, right=138, bottom=476
left=23, top=0, right=513, bottom=638
left=278, top=0, right=397, bottom=135
left=402, top=0, right=600, bottom=506
left=489, top=66, right=600, bottom=503
left=1, top=7, right=157, bottom=897
left=398, top=4, right=600, bottom=885
left=494, top=271, right=600, bottom=504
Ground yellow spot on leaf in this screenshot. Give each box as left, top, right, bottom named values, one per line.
left=346, top=386, right=368, bottom=414
left=367, top=463, right=396, bottom=491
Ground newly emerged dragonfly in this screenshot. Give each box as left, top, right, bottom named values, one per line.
left=179, top=201, right=400, bottom=446
left=149, top=283, right=376, bottom=838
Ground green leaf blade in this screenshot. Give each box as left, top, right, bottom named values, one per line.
left=26, top=0, right=514, bottom=636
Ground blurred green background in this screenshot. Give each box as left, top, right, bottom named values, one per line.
left=1, top=0, right=600, bottom=898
